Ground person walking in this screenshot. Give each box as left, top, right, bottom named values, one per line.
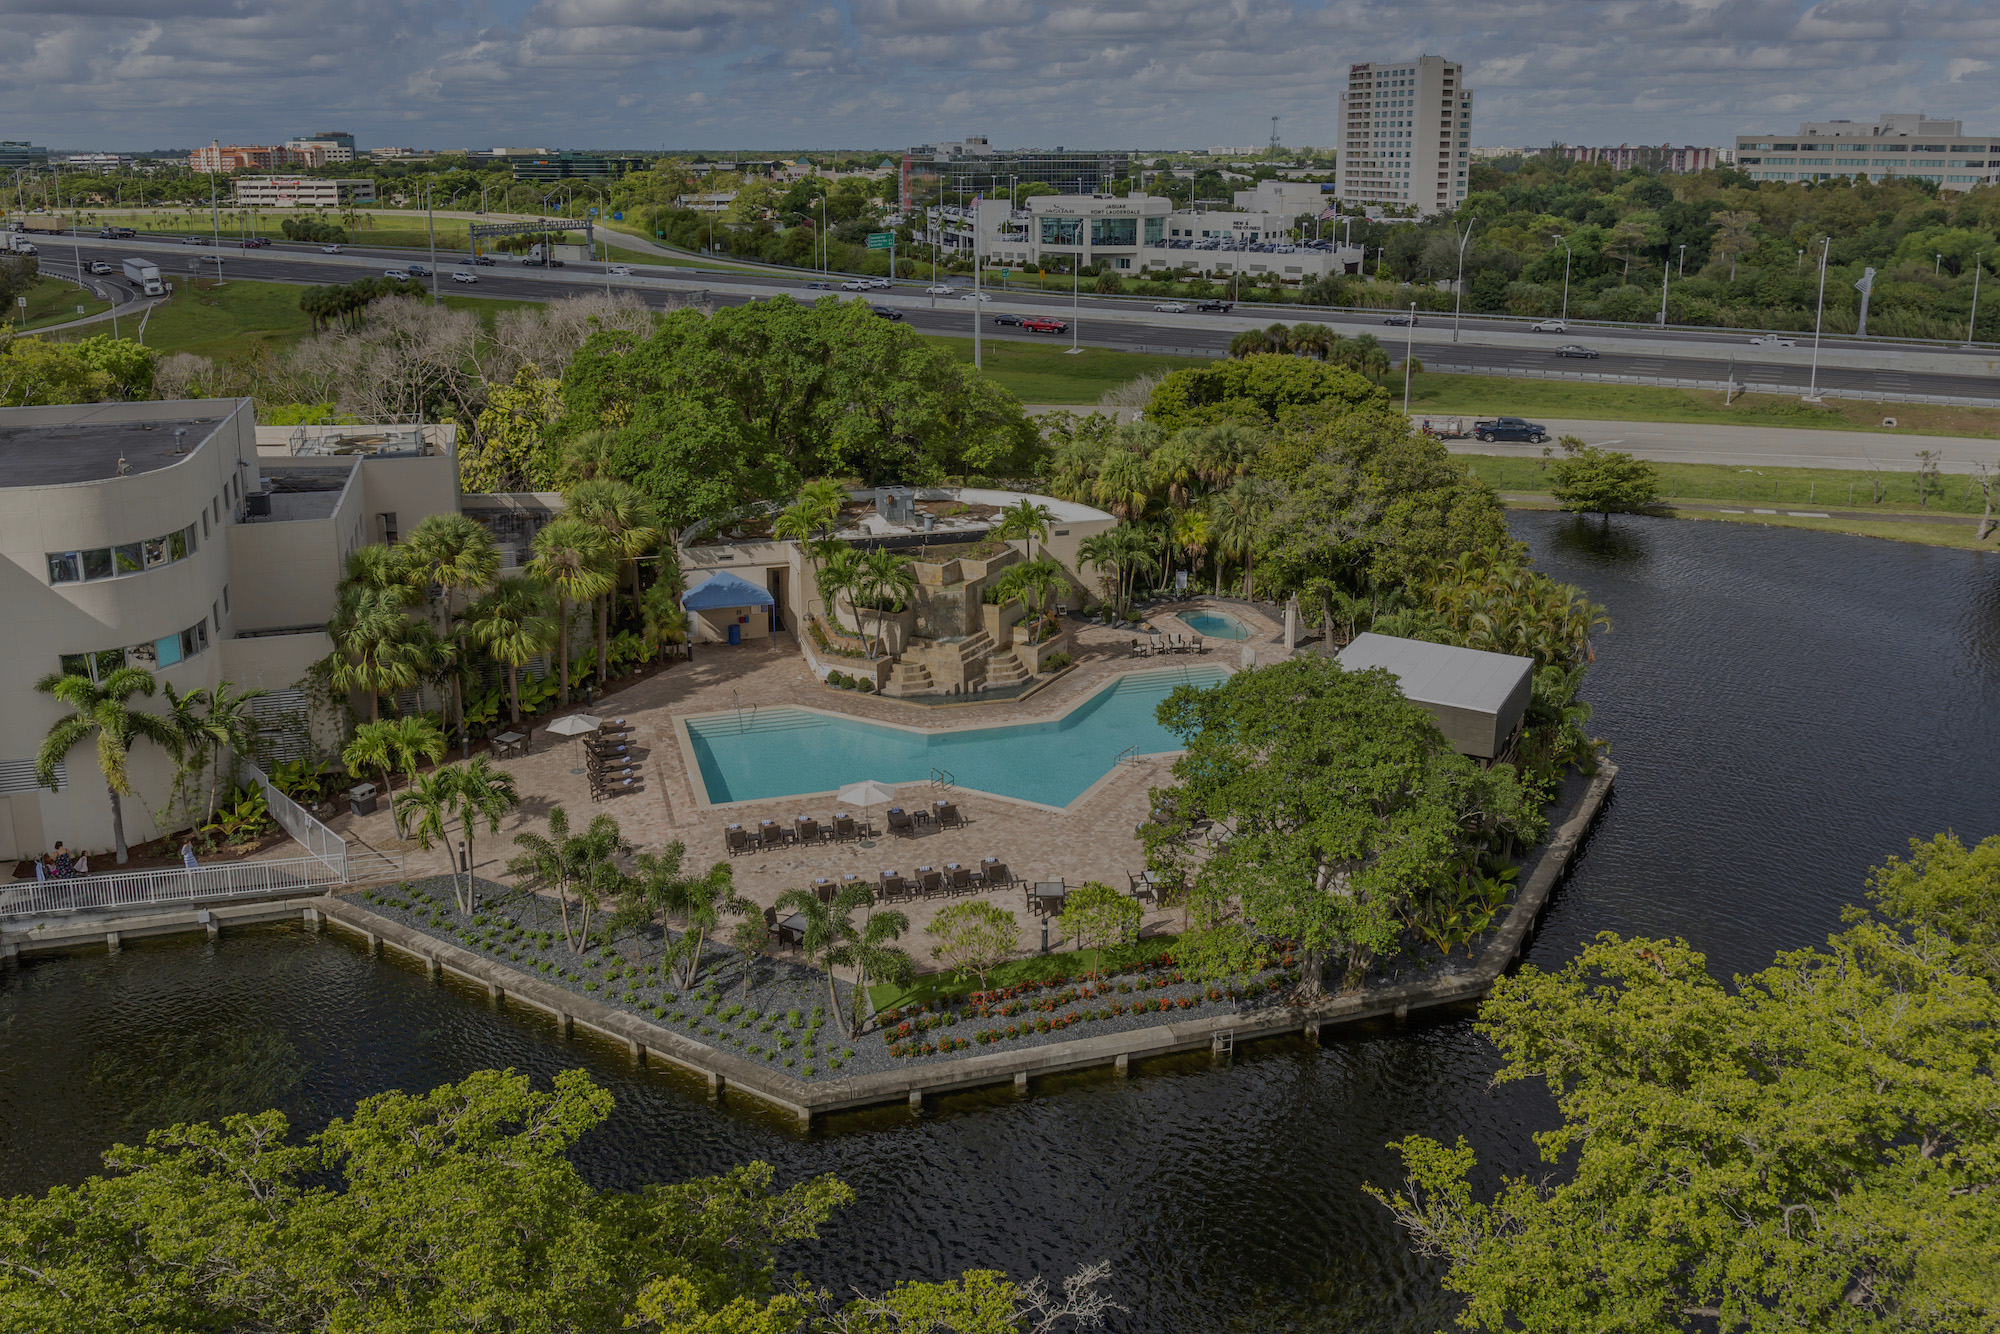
left=51, top=842, right=74, bottom=878
left=181, top=840, right=199, bottom=872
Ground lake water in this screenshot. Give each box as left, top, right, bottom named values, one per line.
left=5, top=513, right=1999, bottom=1332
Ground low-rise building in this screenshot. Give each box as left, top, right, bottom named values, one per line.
left=1552, top=143, right=1723, bottom=173
left=0, top=141, right=51, bottom=173
left=232, top=176, right=377, bottom=207
left=509, top=153, right=647, bottom=181
left=0, top=401, right=463, bottom=863
left=1736, top=113, right=1998, bottom=190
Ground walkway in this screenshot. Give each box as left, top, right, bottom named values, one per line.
left=1450, top=417, right=2000, bottom=473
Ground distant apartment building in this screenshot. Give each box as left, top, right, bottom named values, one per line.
left=1554, top=143, right=1722, bottom=173
left=191, top=142, right=338, bottom=172
left=508, top=152, right=647, bottom=182
left=54, top=152, right=125, bottom=168
left=901, top=138, right=1131, bottom=210
left=0, top=141, right=50, bottom=173
left=231, top=176, right=377, bottom=208
left=1334, top=55, right=1472, bottom=215
left=1736, top=113, right=1998, bottom=190
left=286, top=132, right=356, bottom=164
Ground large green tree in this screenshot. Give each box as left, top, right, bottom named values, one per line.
left=1370, top=832, right=2000, bottom=1333
left=1547, top=436, right=1664, bottom=518
left=34, top=667, right=184, bottom=864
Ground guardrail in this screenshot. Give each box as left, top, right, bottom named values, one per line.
left=1421, top=361, right=2000, bottom=410
left=0, top=854, right=348, bottom=919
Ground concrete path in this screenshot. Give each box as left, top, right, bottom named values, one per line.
left=1447, top=418, right=2000, bottom=474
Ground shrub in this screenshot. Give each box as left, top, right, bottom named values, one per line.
left=801, top=1063, right=815, bottom=1077
left=827, top=671, right=848, bottom=687
left=857, top=680, right=874, bottom=693
left=1042, top=652, right=1072, bottom=671
left=787, top=1009, right=803, bottom=1028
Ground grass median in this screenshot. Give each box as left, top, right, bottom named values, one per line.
left=1459, top=451, right=1994, bottom=514
left=9, top=277, right=112, bottom=332
left=923, top=334, right=1202, bottom=403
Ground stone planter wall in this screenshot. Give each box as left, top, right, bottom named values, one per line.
left=981, top=597, right=1025, bottom=644
left=833, top=603, right=916, bottom=658
left=1016, top=630, right=1073, bottom=674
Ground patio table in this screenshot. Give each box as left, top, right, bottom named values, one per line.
left=776, top=913, right=807, bottom=947
left=493, top=731, right=526, bottom=758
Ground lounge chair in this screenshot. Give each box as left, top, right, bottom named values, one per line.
left=915, top=867, right=943, bottom=897
left=977, top=859, right=1011, bottom=889
left=946, top=865, right=974, bottom=894
left=832, top=813, right=856, bottom=842
left=795, top=816, right=821, bottom=843
left=933, top=800, right=964, bottom=829
left=1189, top=635, right=1204, bottom=654
left=757, top=821, right=789, bottom=848
left=878, top=871, right=908, bottom=901
left=812, top=877, right=837, bottom=904
left=886, top=807, right=918, bottom=837
left=725, top=826, right=750, bottom=855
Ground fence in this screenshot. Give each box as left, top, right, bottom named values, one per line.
left=1421, top=361, right=2000, bottom=411
left=0, top=855, right=347, bottom=919
left=240, top=759, right=346, bottom=872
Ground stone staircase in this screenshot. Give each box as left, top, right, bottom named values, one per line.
left=983, top=645, right=1032, bottom=688
left=884, top=660, right=935, bottom=695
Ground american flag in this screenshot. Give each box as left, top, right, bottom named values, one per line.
left=1319, top=206, right=1338, bottom=220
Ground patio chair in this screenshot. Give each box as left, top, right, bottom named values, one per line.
left=1029, top=880, right=1067, bottom=915
left=1189, top=635, right=1204, bottom=654
left=946, top=864, right=974, bottom=894
left=762, top=904, right=778, bottom=930
left=840, top=873, right=864, bottom=897
left=812, top=878, right=837, bottom=904
left=757, top=821, right=791, bottom=848
left=1128, top=874, right=1159, bottom=907
left=878, top=871, right=908, bottom=901
left=1148, top=634, right=1165, bottom=654
left=795, top=816, right=821, bottom=844
left=915, top=867, right=943, bottom=897
left=725, top=826, right=750, bottom=856
left=1130, top=638, right=1149, bottom=657
left=977, top=859, right=1010, bottom=889
left=832, top=813, right=856, bottom=842
left=934, top=800, right=964, bottom=829
left=886, top=807, right=918, bottom=837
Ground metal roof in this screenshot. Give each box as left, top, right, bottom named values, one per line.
left=1336, top=633, right=1534, bottom=717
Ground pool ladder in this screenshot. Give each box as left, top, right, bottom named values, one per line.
left=929, top=766, right=955, bottom=793
left=1116, top=743, right=1140, bottom=767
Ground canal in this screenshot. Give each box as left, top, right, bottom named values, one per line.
left=4, top=513, right=1998, bottom=1332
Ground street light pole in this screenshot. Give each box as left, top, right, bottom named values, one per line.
left=1678, top=242, right=1687, bottom=278
left=1658, top=260, right=1670, bottom=326
left=1807, top=236, right=1831, bottom=400
left=1556, top=235, right=1573, bottom=323
left=1403, top=302, right=1416, bottom=414
left=1450, top=218, right=1475, bottom=343
left=1966, top=252, right=1984, bottom=347
left=426, top=187, right=440, bottom=305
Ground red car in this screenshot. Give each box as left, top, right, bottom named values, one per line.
left=1019, top=316, right=1068, bottom=334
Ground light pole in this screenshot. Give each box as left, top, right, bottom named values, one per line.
left=1806, top=236, right=1831, bottom=400
left=1402, top=302, right=1416, bottom=413
left=1937, top=252, right=1945, bottom=275
left=1552, top=232, right=1568, bottom=320
left=1966, top=252, right=1984, bottom=348
left=1069, top=251, right=1081, bottom=354
left=1658, top=257, right=1670, bottom=326
left=425, top=186, right=440, bottom=304
left=1450, top=217, right=1475, bottom=343
left=1678, top=242, right=1687, bottom=278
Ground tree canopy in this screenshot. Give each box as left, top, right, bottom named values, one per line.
left=1370, top=831, right=2000, bottom=1333
left=1547, top=436, right=1664, bottom=517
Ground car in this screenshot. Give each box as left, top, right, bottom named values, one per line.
left=925, top=284, right=955, bottom=295
left=1529, top=319, right=1568, bottom=333
left=247, top=237, right=271, bottom=248
left=471, top=255, right=495, bottom=265
left=1153, top=301, right=1189, bottom=313
left=1194, top=300, right=1233, bottom=313
left=407, top=263, right=431, bottom=277
left=960, top=290, right=991, bottom=301
left=1554, top=344, right=1599, bottom=359
left=198, top=254, right=225, bottom=266
left=1020, top=316, right=1068, bottom=334
left=868, top=277, right=892, bottom=288
left=993, top=312, right=1024, bottom=326
left=88, top=261, right=114, bottom=275
left=1749, top=333, right=1798, bottom=347
left=320, top=244, right=344, bottom=253
left=609, top=264, right=631, bottom=276
left=840, top=279, right=869, bottom=291
left=383, top=269, right=410, bottom=280
left=1383, top=312, right=1418, bottom=325
left=1472, top=416, right=1550, bottom=444
left=802, top=281, right=833, bottom=291
left=97, top=227, right=135, bottom=239
left=181, top=235, right=203, bottom=245
left=452, top=269, right=477, bottom=283
left=871, top=305, right=904, bottom=320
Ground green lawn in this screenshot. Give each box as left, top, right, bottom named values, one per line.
left=1405, top=371, right=2000, bottom=439
left=1460, top=451, right=1996, bottom=515
left=88, top=278, right=539, bottom=359
left=11, top=277, right=112, bottom=332
left=923, top=334, right=1201, bottom=404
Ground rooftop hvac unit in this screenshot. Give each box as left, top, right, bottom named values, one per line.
left=245, top=492, right=272, bottom=517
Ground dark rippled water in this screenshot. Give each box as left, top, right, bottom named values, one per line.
left=4, top=514, right=1999, bottom=1332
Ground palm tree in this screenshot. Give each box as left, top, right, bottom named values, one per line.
left=561, top=429, right=617, bottom=484
left=566, top=478, right=661, bottom=680
left=994, top=557, right=1070, bottom=643
left=1077, top=530, right=1121, bottom=607
left=325, top=584, right=425, bottom=723
left=1173, top=506, right=1211, bottom=592
left=857, top=547, right=917, bottom=660
left=506, top=805, right=628, bottom=951
left=340, top=544, right=420, bottom=601
left=527, top=517, right=616, bottom=706
left=994, top=498, right=1054, bottom=562
left=382, top=715, right=445, bottom=836
left=1147, top=438, right=1199, bottom=510
left=401, top=514, right=500, bottom=742
left=1092, top=449, right=1153, bottom=520
left=827, top=908, right=915, bottom=1040
left=1290, top=322, right=1337, bottom=360
left=342, top=720, right=400, bottom=825
left=815, top=544, right=866, bottom=642
left=449, top=757, right=519, bottom=912
left=395, top=768, right=457, bottom=894
left=463, top=576, right=557, bottom=727
left=1106, top=524, right=1160, bottom=607
left=638, top=582, right=691, bottom=664
left=167, top=680, right=269, bottom=823
left=647, top=857, right=747, bottom=989
left=1228, top=328, right=1272, bottom=358
left=35, top=668, right=184, bottom=865
left=1181, top=422, right=1262, bottom=492
left=1208, top=482, right=1269, bottom=599
left=774, top=883, right=884, bottom=1037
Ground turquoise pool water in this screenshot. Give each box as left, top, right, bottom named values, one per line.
left=1179, top=610, right=1252, bottom=640
left=686, top=666, right=1231, bottom=808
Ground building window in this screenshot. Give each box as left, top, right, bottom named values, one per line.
left=1039, top=216, right=1082, bottom=245
left=1090, top=217, right=1137, bottom=246
left=59, top=618, right=211, bottom=683
left=45, top=523, right=199, bottom=587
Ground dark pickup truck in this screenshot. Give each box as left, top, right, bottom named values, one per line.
left=1472, top=417, right=1550, bottom=443
left=1194, top=299, right=1233, bottom=313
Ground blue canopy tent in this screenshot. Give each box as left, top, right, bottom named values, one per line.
left=682, top=570, right=776, bottom=645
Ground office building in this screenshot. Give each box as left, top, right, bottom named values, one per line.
left=1555, top=144, right=1723, bottom=173
left=0, top=141, right=50, bottom=173
left=902, top=138, right=1131, bottom=210
left=232, top=176, right=377, bottom=207
left=191, top=143, right=340, bottom=172
left=1736, top=113, right=1998, bottom=190
left=1334, top=55, right=1473, bottom=215
left=286, top=132, right=356, bottom=164
left=508, top=153, right=647, bottom=182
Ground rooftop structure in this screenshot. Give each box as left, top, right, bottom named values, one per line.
left=903, top=139, right=1131, bottom=210
left=0, top=411, right=230, bottom=487
left=1336, top=632, right=1533, bottom=759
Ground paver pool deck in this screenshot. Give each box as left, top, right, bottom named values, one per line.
left=321, top=603, right=1289, bottom=963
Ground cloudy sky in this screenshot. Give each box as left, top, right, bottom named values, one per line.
left=5, top=0, right=1999, bottom=152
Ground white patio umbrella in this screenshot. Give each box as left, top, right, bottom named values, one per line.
left=545, top=713, right=603, bottom=737
left=836, top=779, right=899, bottom=808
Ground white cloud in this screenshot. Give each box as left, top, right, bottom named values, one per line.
left=4, top=0, right=2000, bottom=149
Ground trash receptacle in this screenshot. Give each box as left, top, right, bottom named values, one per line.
left=727, top=623, right=742, bottom=646
left=348, top=783, right=378, bottom=817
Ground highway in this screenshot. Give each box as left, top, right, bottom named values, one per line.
left=21, top=230, right=2000, bottom=404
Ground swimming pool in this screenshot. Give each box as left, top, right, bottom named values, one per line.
left=683, top=666, right=1231, bottom=809
left=1179, top=610, right=1252, bottom=640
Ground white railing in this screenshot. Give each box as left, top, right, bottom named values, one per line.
left=240, top=760, right=345, bottom=872
left=0, top=855, right=347, bottom=919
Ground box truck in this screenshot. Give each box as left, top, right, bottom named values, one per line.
left=122, top=259, right=164, bottom=296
